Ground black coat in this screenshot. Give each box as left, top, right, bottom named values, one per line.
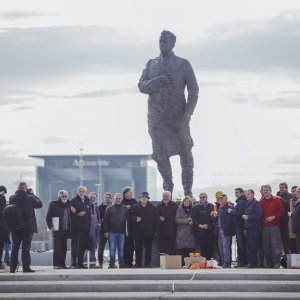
left=122, top=197, right=138, bottom=235
left=156, top=201, right=178, bottom=236
left=292, top=200, right=300, bottom=233
left=191, top=202, right=214, bottom=238
left=98, top=203, right=110, bottom=233
left=9, top=190, right=42, bottom=233
left=0, top=195, right=10, bottom=244
left=103, top=204, right=128, bottom=233
left=70, top=195, right=91, bottom=233
left=46, top=199, right=72, bottom=237
left=130, top=202, right=160, bottom=238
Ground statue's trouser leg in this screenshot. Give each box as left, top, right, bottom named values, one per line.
left=154, top=156, right=174, bottom=193
left=180, top=149, right=194, bottom=197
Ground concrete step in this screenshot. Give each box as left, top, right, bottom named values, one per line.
left=1, top=268, right=300, bottom=282
left=0, top=280, right=300, bottom=293
left=1, top=292, right=300, bottom=300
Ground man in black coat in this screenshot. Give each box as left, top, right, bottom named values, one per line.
left=97, top=192, right=112, bottom=268
left=46, top=190, right=73, bottom=269
left=131, top=192, right=159, bottom=267
left=121, top=187, right=137, bottom=268
left=191, top=192, right=214, bottom=260
left=0, top=185, right=10, bottom=268
left=70, top=186, right=91, bottom=268
left=156, top=191, right=178, bottom=255
left=9, top=182, right=42, bottom=273
left=291, top=187, right=300, bottom=253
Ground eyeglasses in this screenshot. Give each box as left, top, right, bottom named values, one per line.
left=199, top=197, right=206, bottom=199
left=61, top=195, right=68, bottom=198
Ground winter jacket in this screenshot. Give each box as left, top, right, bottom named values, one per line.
left=0, top=195, right=10, bottom=244
left=122, top=197, right=137, bottom=235
left=156, top=201, right=178, bottom=236
left=175, top=205, right=196, bottom=249
left=231, top=195, right=247, bottom=229
left=191, top=202, right=214, bottom=238
left=214, top=203, right=235, bottom=236
left=288, top=198, right=298, bottom=238
left=103, top=203, right=128, bottom=233
left=292, top=200, right=300, bottom=234
left=70, top=195, right=91, bottom=233
left=244, top=199, right=262, bottom=229
left=46, top=199, right=72, bottom=237
left=259, top=196, right=284, bottom=227
left=9, top=190, right=42, bottom=233
left=276, top=191, right=293, bottom=215
left=130, top=201, right=160, bottom=238
left=98, top=203, right=111, bottom=233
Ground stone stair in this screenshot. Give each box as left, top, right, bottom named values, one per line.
left=0, top=268, right=300, bottom=299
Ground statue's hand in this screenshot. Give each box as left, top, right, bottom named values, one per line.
left=158, top=74, right=173, bottom=85
left=181, top=112, right=191, bottom=127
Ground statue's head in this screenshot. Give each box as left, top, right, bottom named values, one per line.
left=159, top=30, right=176, bottom=54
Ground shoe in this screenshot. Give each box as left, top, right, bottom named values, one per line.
left=234, top=263, right=247, bottom=268
left=119, top=264, right=126, bottom=268
left=133, top=263, right=142, bottom=268
left=54, top=266, right=64, bottom=269
left=108, top=264, right=117, bottom=269
left=98, top=263, right=103, bottom=269
left=63, top=266, right=69, bottom=269
left=246, top=264, right=256, bottom=268
left=9, top=270, right=16, bottom=273
left=77, top=265, right=88, bottom=269
left=222, top=265, right=231, bottom=268
left=144, top=264, right=152, bottom=268
left=69, top=265, right=77, bottom=269
left=23, top=268, right=35, bottom=273
left=273, top=264, right=281, bottom=269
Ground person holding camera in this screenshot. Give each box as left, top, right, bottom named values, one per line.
left=9, top=182, right=42, bottom=273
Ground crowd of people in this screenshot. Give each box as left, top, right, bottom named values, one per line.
left=1, top=182, right=300, bottom=272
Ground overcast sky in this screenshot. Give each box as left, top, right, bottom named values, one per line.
left=1, top=0, right=300, bottom=199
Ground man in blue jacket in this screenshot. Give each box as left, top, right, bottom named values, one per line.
left=70, top=186, right=91, bottom=268
left=213, top=194, right=234, bottom=268
left=9, top=182, right=42, bottom=273
left=242, top=189, right=262, bottom=268
left=228, top=188, right=247, bottom=267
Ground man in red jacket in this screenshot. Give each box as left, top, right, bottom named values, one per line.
left=260, top=185, right=284, bottom=268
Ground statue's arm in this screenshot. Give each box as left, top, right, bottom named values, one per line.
left=138, top=60, right=163, bottom=94
left=184, top=60, right=199, bottom=116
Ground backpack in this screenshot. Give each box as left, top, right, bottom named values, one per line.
left=3, top=204, right=26, bottom=232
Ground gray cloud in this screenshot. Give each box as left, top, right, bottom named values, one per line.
left=275, top=155, right=300, bottom=165
left=1, top=11, right=300, bottom=82
left=0, top=11, right=56, bottom=21
left=12, top=106, right=33, bottom=111
left=42, top=136, right=68, bottom=145
left=232, top=93, right=300, bottom=108
left=63, top=87, right=137, bottom=99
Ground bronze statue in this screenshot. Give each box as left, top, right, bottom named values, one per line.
left=138, top=30, right=199, bottom=197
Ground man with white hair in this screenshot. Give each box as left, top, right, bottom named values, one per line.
left=156, top=191, right=178, bottom=255
left=70, top=186, right=91, bottom=269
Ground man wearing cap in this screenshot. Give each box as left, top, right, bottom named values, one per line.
left=212, top=194, right=235, bottom=268
left=138, top=30, right=199, bottom=197
left=131, top=192, right=160, bottom=268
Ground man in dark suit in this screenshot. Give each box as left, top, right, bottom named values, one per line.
left=9, top=182, right=42, bottom=273
left=70, top=186, right=91, bottom=268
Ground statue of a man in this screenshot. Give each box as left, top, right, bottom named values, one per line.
left=138, top=30, right=199, bottom=197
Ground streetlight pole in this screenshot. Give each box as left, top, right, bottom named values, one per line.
left=79, top=147, right=84, bottom=186
left=95, top=183, right=102, bottom=205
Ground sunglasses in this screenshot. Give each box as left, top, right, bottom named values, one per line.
left=61, top=195, right=68, bottom=198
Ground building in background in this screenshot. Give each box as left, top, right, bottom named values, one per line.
left=30, top=154, right=157, bottom=242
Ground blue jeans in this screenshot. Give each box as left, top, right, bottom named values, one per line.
left=108, top=232, right=125, bottom=267
left=4, top=243, right=11, bottom=265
